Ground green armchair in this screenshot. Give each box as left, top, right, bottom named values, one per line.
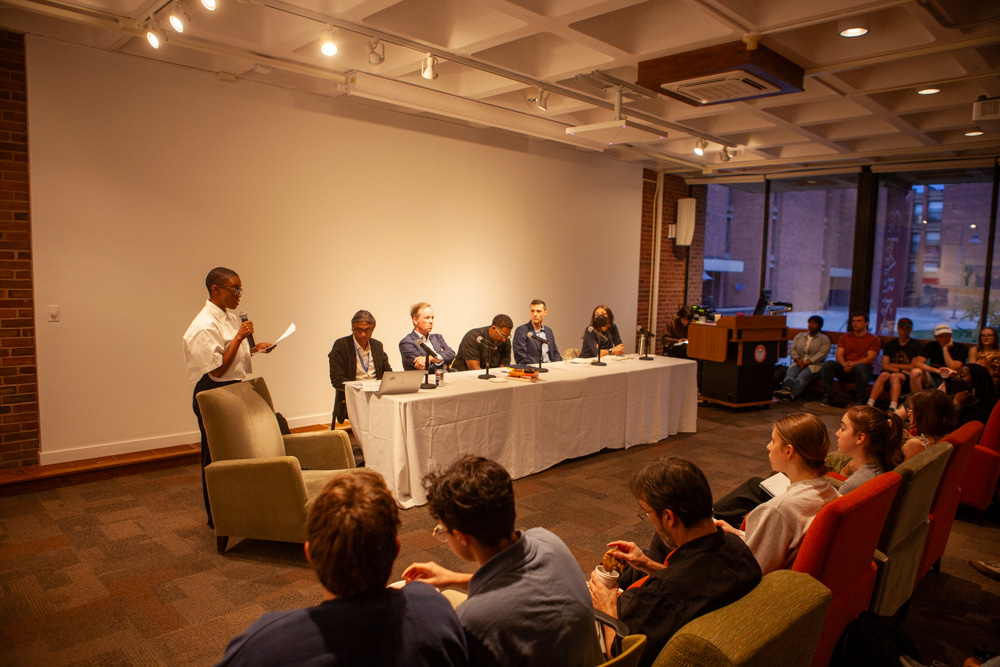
left=197, top=379, right=356, bottom=553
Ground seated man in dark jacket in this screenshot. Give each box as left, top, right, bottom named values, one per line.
left=589, top=457, right=761, bottom=667
left=328, top=309, right=391, bottom=424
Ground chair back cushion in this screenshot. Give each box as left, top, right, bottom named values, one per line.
left=654, top=570, right=831, bottom=667
left=917, top=421, right=982, bottom=581
left=880, top=442, right=952, bottom=552
left=197, top=382, right=285, bottom=461
left=978, top=400, right=1000, bottom=453
left=793, top=472, right=901, bottom=595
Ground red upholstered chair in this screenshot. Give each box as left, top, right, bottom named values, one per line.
left=915, top=420, right=983, bottom=585
left=960, top=401, right=1000, bottom=515
left=792, top=471, right=901, bottom=667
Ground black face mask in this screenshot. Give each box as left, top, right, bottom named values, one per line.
left=595, top=314, right=608, bottom=328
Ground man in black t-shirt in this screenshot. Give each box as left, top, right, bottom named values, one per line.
left=453, top=314, right=513, bottom=372
left=867, top=318, right=922, bottom=411
left=913, top=323, right=968, bottom=389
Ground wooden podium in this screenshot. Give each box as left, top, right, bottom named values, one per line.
left=689, top=315, right=787, bottom=408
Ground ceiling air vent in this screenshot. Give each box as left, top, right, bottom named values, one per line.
left=637, top=41, right=803, bottom=107
left=666, top=72, right=780, bottom=105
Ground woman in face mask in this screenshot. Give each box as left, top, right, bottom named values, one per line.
left=580, top=305, right=625, bottom=358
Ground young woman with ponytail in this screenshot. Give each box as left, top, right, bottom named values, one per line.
left=835, top=405, right=906, bottom=494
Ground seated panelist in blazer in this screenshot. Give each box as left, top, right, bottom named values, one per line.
left=399, top=302, right=456, bottom=372
left=512, top=299, right=562, bottom=365
left=329, top=310, right=391, bottom=425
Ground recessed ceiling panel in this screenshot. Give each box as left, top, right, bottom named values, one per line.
left=709, top=0, right=887, bottom=30
left=774, top=142, right=840, bottom=158
left=834, top=52, right=971, bottom=92
left=681, top=113, right=777, bottom=135
left=503, top=0, right=619, bottom=18
left=841, top=134, right=923, bottom=153
left=767, top=7, right=936, bottom=67
left=473, top=32, right=611, bottom=78
left=899, top=106, right=978, bottom=132
left=570, top=0, right=733, bottom=55
left=805, top=118, right=899, bottom=140
left=363, top=0, right=526, bottom=50
left=766, top=98, right=871, bottom=125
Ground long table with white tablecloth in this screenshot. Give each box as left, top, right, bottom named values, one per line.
left=344, top=355, right=698, bottom=507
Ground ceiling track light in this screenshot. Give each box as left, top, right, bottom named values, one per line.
left=528, top=87, right=550, bottom=111
left=965, top=127, right=984, bottom=137
left=693, top=138, right=708, bottom=156
left=421, top=54, right=438, bottom=80
left=168, top=1, right=191, bottom=33
left=366, top=38, right=384, bottom=66
left=719, top=146, right=732, bottom=162
left=201, top=0, right=216, bottom=10
left=320, top=26, right=338, bottom=57
left=146, top=19, right=166, bottom=49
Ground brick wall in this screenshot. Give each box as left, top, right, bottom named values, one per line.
left=0, top=31, right=38, bottom=468
left=636, top=169, right=706, bottom=343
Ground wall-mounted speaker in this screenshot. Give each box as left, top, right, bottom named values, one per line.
left=675, top=198, right=696, bottom=246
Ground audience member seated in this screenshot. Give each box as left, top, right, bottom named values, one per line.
left=976, top=349, right=1000, bottom=391
left=452, top=315, right=514, bottom=372
left=912, top=323, right=968, bottom=390
left=774, top=315, right=830, bottom=402
left=328, top=309, right=391, bottom=425
left=399, top=302, right=456, bottom=372
left=588, top=457, right=761, bottom=667
left=955, top=364, right=999, bottom=427
left=820, top=311, right=881, bottom=407
left=661, top=306, right=693, bottom=358
left=580, top=305, right=624, bottom=358
left=832, top=405, right=905, bottom=494
left=402, top=456, right=602, bottom=667
left=710, top=414, right=839, bottom=574
left=512, top=299, right=562, bottom=365
left=898, top=389, right=957, bottom=459
left=968, top=326, right=998, bottom=364
left=866, top=317, right=921, bottom=411
left=217, top=470, right=469, bottom=667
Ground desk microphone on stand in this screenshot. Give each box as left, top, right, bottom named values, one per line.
left=637, top=326, right=655, bottom=361
left=476, top=335, right=497, bottom=379
left=418, top=340, right=438, bottom=389
left=588, top=325, right=608, bottom=367
left=527, top=331, right=550, bottom=373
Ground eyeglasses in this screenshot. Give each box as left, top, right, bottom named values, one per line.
left=223, top=285, right=243, bottom=297
left=637, top=509, right=651, bottom=521
left=982, top=333, right=996, bottom=339
left=492, top=327, right=510, bottom=341
left=432, top=524, right=449, bottom=542
left=352, top=327, right=374, bottom=335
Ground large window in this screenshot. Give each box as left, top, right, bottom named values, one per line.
left=702, top=183, right=765, bottom=313
left=870, top=168, right=995, bottom=341
left=764, top=174, right=858, bottom=330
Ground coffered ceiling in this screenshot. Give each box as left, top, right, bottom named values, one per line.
left=2, top=0, right=999, bottom=176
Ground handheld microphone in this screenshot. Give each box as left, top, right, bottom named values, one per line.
left=476, top=335, right=497, bottom=351
left=527, top=331, right=549, bottom=344
left=588, top=326, right=608, bottom=343
left=418, top=340, right=438, bottom=358
left=637, top=326, right=654, bottom=337
left=239, top=312, right=256, bottom=350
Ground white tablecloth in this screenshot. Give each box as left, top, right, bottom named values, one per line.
left=344, top=356, right=698, bottom=507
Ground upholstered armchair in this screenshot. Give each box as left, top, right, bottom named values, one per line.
left=869, top=442, right=951, bottom=616
left=792, top=471, right=901, bottom=667
left=197, top=379, right=356, bottom=553
left=653, top=570, right=831, bottom=667
left=960, top=401, right=1000, bottom=515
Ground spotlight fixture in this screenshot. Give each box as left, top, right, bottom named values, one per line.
left=366, top=38, right=384, bottom=65
left=320, top=27, right=338, bottom=57
left=146, top=19, right=166, bottom=49
left=532, top=87, right=550, bottom=111
left=201, top=0, right=216, bottom=10
left=917, top=87, right=940, bottom=95
left=693, top=138, right=707, bottom=156
left=421, top=54, right=438, bottom=80
left=168, top=1, right=191, bottom=32
left=965, top=127, right=984, bottom=137
left=837, top=17, right=869, bottom=38
left=719, top=146, right=732, bottom=162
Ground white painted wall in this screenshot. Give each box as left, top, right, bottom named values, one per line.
left=27, top=36, right=642, bottom=464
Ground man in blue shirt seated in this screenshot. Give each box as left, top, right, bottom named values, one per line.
left=589, top=458, right=761, bottom=667
left=403, top=456, right=603, bottom=667
left=216, top=470, right=469, bottom=667
left=513, top=299, right=563, bottom=365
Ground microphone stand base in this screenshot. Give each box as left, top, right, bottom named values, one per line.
left=478, top=373, right=496, bottom=380
left=535, top=367, right=549, bottom=373
left=590, top=361, right=607, bottom=367
left=639, top=355, right=654, bottom=361
left=420, top=382, right=437, bottom=389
